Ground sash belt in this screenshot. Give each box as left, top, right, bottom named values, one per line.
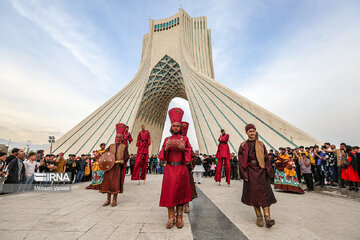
left=166, top=161, right=183, bottom=166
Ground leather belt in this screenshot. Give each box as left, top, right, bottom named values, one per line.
left=166, top=161, right=183, bottom=166
left=140, top=140, right=148, bottom=142
left=220, top=142, right=227, bottom=144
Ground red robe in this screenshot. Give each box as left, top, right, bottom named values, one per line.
left=159, top=134, right=193, bottom=207
left=131, top=130, right=151, bottom=180
left=215, top=134, right=231, bottom=184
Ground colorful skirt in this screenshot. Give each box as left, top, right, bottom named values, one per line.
left=274, top=170, right=304, bottom=194
left=86, top=170, right=104, bottom=190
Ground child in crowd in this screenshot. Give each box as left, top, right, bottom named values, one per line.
left=210, top=162, right=216, bottom=176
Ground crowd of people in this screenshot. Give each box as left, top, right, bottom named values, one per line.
left=0, top=148, right=94, bottom=192
left=0, top=141, right=359, bottom=193
left=269, top=143, right=360, bottom=192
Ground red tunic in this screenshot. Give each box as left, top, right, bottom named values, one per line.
left=216, top=134, right=231, bottom=160
left=122, top=131, right=133, bottom=147
left=159, top=134, right=193, bottom=207
left=136, top=130, right=151, bottom=154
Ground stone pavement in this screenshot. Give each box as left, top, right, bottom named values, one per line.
left=0, top=175, right=192, bottom=240
left=197, top=177, right=360, bottom=240
left=1, top=174, right=360, bottom=240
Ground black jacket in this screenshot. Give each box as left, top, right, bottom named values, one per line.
left=230, top=157, right=238, bottom=167
left=76, top=159, right=87, bottom=171
left=5, top=155, right=16, bottom=165
left=4, top=158, right=25, bottom=184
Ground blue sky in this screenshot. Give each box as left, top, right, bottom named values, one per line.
left=0, top=0, right=359, bottom=150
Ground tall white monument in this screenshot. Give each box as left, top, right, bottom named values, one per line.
left=51, top=9, right=321, bottom=155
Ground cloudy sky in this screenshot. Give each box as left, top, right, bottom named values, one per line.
left=0, top=0, right=359, bottom=150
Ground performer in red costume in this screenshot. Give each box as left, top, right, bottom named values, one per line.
left=214, top=129, right=231, bottom=186
left=122, top=125, right=133, bottom=147
left=119, top=125, right=133, bottom=180
left=99, top=123, right=129, bottom=207
left=181, top=121, right=197, bottom=213
left=131, top=124, right=151, bottom=184
left=159, top=108, right=192, bottom=229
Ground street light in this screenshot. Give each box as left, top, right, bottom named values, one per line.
left=48, top=136, right=55, bottom=154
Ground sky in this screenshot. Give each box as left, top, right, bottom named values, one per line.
left=0, top=0, right=359, bottom=151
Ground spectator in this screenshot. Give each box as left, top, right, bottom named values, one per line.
left=151, top=155, right=158, bottom=174
left=294, top=148, right=302, bottom=183
left=4, top=150, right=26, bottom=192
left=66, top=154, right=77, bottom=184
left=354, top=146, right=360, bottom=178
left=21, top=152, right=39, bottom=191
left=97, top=143, right=106, bottom=155
left=192, top=150, right=205, bottom=184
left=126, top=158, right=130, bottom=175
left=342, top=146, right=359, bottom=191
left=230, top=153, right=238, bottom=180
left=269, top=149, right=276, bottom=173
left=314, top=145, right=325, bottom=187
left=6, top=148, right=19, bottom=165
left=38, top=154, right=49, bottom=173
left=0, top=152, right=8, bottom=192
left=300, top=153, right=314, bottom=191
left=56, top=153, right=67, bottom=173
left=83, top=154, right=92, bottom=181
left=325, top=145, right=338, bottom=186
left=202, top=154, right=210, bottom=177
left=156, top=161, right=161, bottom=174
left=75, top=154, right=87, bottom=183
left=45, top=154, right=57, bottom=184
left=306, top=147, right=316, bottom=182
left=209, top=162, right=216, bottom=176
left=130, top=154, right=136, bottom=174
left=45, top=154, right=58, bottom=173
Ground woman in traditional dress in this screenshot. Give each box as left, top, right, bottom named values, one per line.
left=341, top=145, right=359, bottom=191
left=86, top=151, right=103, bottom=190
left=159, top=108, right=192, bottom=229
left=274, top=148, right=304, bottom=194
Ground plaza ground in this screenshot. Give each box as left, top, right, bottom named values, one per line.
left=0, top=175, right=359, bottom=240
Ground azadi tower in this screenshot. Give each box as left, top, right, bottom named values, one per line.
left=51, top=9, right=321, bottom=155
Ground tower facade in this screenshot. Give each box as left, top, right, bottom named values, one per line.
left=51, top=9, right=321, bottom=155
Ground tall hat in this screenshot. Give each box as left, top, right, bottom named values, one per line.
left=181, top=121, right=189, bottom=136
left=115, top=123, right=127, bottom=135
left=169, top=108, right=184, bottom=125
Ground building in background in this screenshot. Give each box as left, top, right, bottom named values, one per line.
left=50, top=9, right=321, bottom=156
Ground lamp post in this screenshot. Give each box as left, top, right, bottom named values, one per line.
left=48, top=136, right=55, bottom=154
